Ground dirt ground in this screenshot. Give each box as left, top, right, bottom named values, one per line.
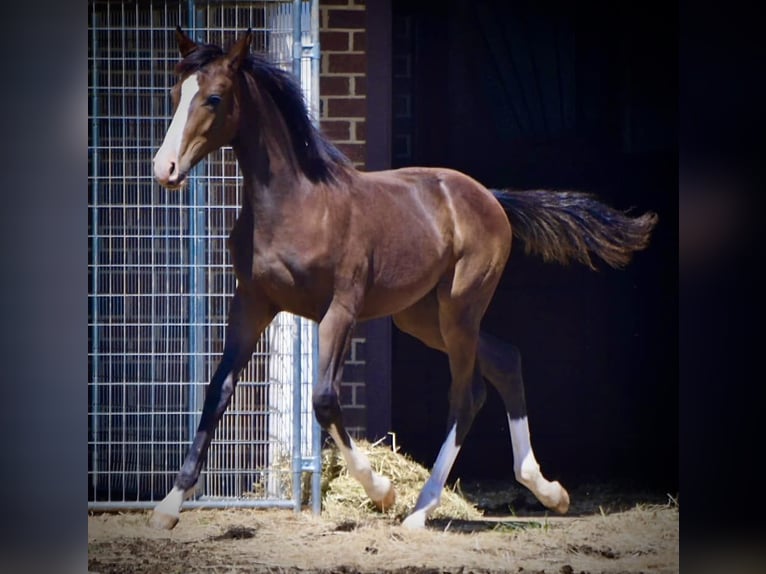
left=88, top=481, right=678, bottom=574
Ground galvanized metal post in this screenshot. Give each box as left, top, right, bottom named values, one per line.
left=309, top=0, right=323, bottom=517
left=290, top=0, right=305, bottom=514
left=291, top=315, right=303, bottom=512
left=311, top=323, right=321, bottom=514
left=292, top=0, right=303, bottom=80
left=89, top=3, right=100, bottom=497
left=187, top=1, right=208, bottom=454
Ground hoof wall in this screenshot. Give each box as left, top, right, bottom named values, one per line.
left=552, top=484, right=570, bottom=514
left=148, top=510, right=180, bottom=530
left=372, top=484, right=397, bottom=512
left=401, top=510, right=427, bottom=530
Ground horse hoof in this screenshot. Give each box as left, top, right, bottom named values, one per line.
left=401, top=509, right=427, bottom=530
left=552, top=484, right=570, bottom=514
left=148, top=510, right=180, bottom=530
left=373, top=484, right=396, bottom=512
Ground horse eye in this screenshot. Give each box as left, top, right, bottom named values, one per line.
left=206, top=94, right=222, bottom=108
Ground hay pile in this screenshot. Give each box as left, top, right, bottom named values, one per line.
left=316, top=438, right=482, bottom=523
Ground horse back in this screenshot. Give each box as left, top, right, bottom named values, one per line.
left=345, top=167, right=511, bottom=318
left=355, top=166, right=511, bottom=257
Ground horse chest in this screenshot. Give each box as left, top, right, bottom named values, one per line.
left=230, top=211, right=308, bottom=277
left=250, top=250, right=296, bottom=287
left=248, top=245, right=333, bottom=317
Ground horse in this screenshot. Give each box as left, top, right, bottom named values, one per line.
left=148, top=27, right=658, bottom=530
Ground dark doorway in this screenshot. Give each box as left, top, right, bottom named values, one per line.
left=390, top=0, right=677, bottom=491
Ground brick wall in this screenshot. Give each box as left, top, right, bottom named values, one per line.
left=319, top=0, right=370, bottom=438
left=319, top=0, right=367, bottom=170
left=337, top=334, right=367, bottom=437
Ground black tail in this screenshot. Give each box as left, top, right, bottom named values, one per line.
left=492, top=189, right=658, bottom=270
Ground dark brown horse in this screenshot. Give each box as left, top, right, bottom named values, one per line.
left=149, top=28, right=658, bottom=530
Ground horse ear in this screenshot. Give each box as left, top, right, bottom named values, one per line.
left=227, top=28, right=252, bottom=71
left=175, top=25, right=198, bottom=57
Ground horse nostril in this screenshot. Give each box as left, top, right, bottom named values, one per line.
left=169, top=161, right=176, bottom=176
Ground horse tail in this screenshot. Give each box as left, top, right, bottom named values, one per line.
left=492, top=189, right=659, bottom=270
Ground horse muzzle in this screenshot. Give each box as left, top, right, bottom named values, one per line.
left=153, top=157, right=189, bottom=189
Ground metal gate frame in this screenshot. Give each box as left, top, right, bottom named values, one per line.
left=88, top=0, right=322, bottom=513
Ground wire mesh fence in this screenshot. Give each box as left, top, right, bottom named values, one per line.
left=88, top=0, right=321, bottom=511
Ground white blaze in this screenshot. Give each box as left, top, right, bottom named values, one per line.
left=153, top=74, right=200, bottom=179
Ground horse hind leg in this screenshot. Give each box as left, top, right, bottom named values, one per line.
left=149, top=286, right=276, bottom=529
left=477, top=331, right=570, bottom=514
left=401, top=363, right=486, bottom=529
left=395, top=288, right=489, bottom=529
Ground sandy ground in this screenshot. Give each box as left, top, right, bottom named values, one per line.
left=88, top=481, right=678, bottom=573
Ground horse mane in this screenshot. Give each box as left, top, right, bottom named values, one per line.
left=175, top=43, right=352, bottom=183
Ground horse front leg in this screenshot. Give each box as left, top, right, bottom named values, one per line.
left=149, top=286, right=275, bottom=529
left=312, top=298, right=396, bottom=511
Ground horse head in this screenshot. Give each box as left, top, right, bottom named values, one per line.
left=153, top=27, right=251, bottom=189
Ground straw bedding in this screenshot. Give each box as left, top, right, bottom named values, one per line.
left=314, top=438, right=482, bottom=522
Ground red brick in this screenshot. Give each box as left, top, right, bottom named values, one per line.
left=354, top=120, right=366, bottom=142
left=351, top=324, right=367, bottom=338
left=328, top=52, right=367, bottom=74
left=326, top=97, right=366, bottom=118
left=338, top=381, right=366, bottom=407
left=352, top=31, right=366, bottom=52
left=342, top=365, right=365, bottom=383
left=353, top=382, right=366, bottom=405
left=320, top=119, right=351, bottom=141
left=336, top=142, right=366, bottom=164
left=327, top=8, right=366, bottom=29
left=339, top=408, right=366, bottom=430
left=320, top=76, right=350, bottom=96
left=354, top=75, right=366, bottom=96
left=319, top=30, right=350, bottom=52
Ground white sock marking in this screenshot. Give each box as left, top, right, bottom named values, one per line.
left=328, top=425, right=391, bottom=502
left=153, top=485, right=188, bottom=518
left=507, top=414, right=565, bottom=509
left=403, top=423, right=461, bottom=529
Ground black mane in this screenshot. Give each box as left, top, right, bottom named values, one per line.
left=175, top=43, right=351, bottom=183
left=174, top=42, right=224, bottom=76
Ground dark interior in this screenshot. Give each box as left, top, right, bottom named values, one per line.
left=389, top=0, right=677, bottom=492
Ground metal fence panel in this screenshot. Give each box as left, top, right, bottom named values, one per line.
left=88, top=0, right=320, bottom=510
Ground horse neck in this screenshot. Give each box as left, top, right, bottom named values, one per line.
left=231, top=86, right=307, bottom=212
